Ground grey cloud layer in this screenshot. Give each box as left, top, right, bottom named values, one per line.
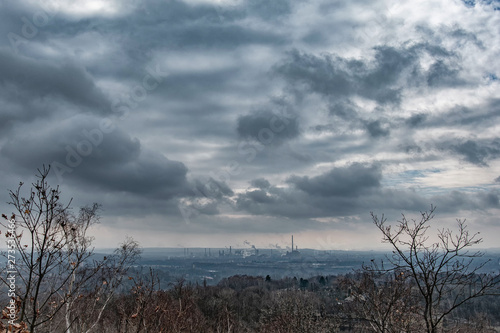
left=237, top=110, right=300, bottom=144
left=235, top=163, right=500, bottom=220
left=287, top=163, right=381, bottom=197
left=274, top=43, right=462, bottom=104
left=1, top=115, right=190, bottom=200
left=0, top=49, right=112, bottom=131
left=0, top=0, right=499, bottom=238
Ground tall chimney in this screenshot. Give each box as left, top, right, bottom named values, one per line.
left=292, top=235, right=294, bottom=253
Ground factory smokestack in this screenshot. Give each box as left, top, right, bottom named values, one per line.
left=292, top=235, right=294, bottom=253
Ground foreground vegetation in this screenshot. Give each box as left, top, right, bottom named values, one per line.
left=2, top=271, right=499, bottom=332
left=1, top=167, right=499, bottom=332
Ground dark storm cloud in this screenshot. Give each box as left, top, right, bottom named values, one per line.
left=274, top=43, right=467, bottom=106
left=405, top=113, right=427, bottom=128
left=362, top=45, right=418, bottom=99
left=192, top=177, right=234, bottom=200
left=0, top=49, right=111, bottom=125
left=397, top=99, right=500, bottom=165
left=364, top=120, right=390, bottom=138
left=460, top=0, right=500, bottom=10
left=89, top=0, right=288, bottom=67
left=245, top=189, right=274, bottom=204
left=0, top=2, right=31, bottom=40
left=426, top=59, right=463, bottom=87
left=273, top=47, right=409, bottom=104
left=250, top=178, right=271, bottom=189
left=234, top=163, right=386, bottom=219
left=287, top=163, right=382, bottom=197
left=274, top=50, right=360, bottom=98
left=398, top=99, right=500, bottom=139
left=235, top=180, right=426, bottom=219
left=1, top=116, right=190, bottom=200
left=479, top=190, right=500, bottom=208
left=401, top=144, right=423, bottom=155
left=430, top=189, right=500, bottom=213
left=437, top=99, right=500, bottom=128
left=0, top=86, right=53, bottom=132
left=234, top=164, right=499, bottom=221
left=235, top=186, right=328, bottom=219
left=237, top=110, right=300, bottom=145
left=176, top=177, right=237, bottom=221
left=495, top=176, right=500, bottom=183
left=328, top=99, right=359, bottom=120
left=446, top=139, right=500, bottom=166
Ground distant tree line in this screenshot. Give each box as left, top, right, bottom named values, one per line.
left=5, top=270, right=497, bottom=333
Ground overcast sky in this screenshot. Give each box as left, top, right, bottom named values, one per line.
left=1, top=0, right=499, bottom=250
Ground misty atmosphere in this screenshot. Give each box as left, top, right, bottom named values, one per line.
left=1, top=0, right=500, bottom=332
left=113, top=243, right=500, bottom=287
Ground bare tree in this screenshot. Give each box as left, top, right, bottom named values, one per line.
left=63, top=237, right=141, bottom=333
left=340, top=269, right=423, bottom=333
left=111, top=273, right=207, bottom=333
left=371, top=205, right=500, bottom=333
left=260, top=289, right=335, bottom=333
left=0, top=166, right=140, bottom=333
